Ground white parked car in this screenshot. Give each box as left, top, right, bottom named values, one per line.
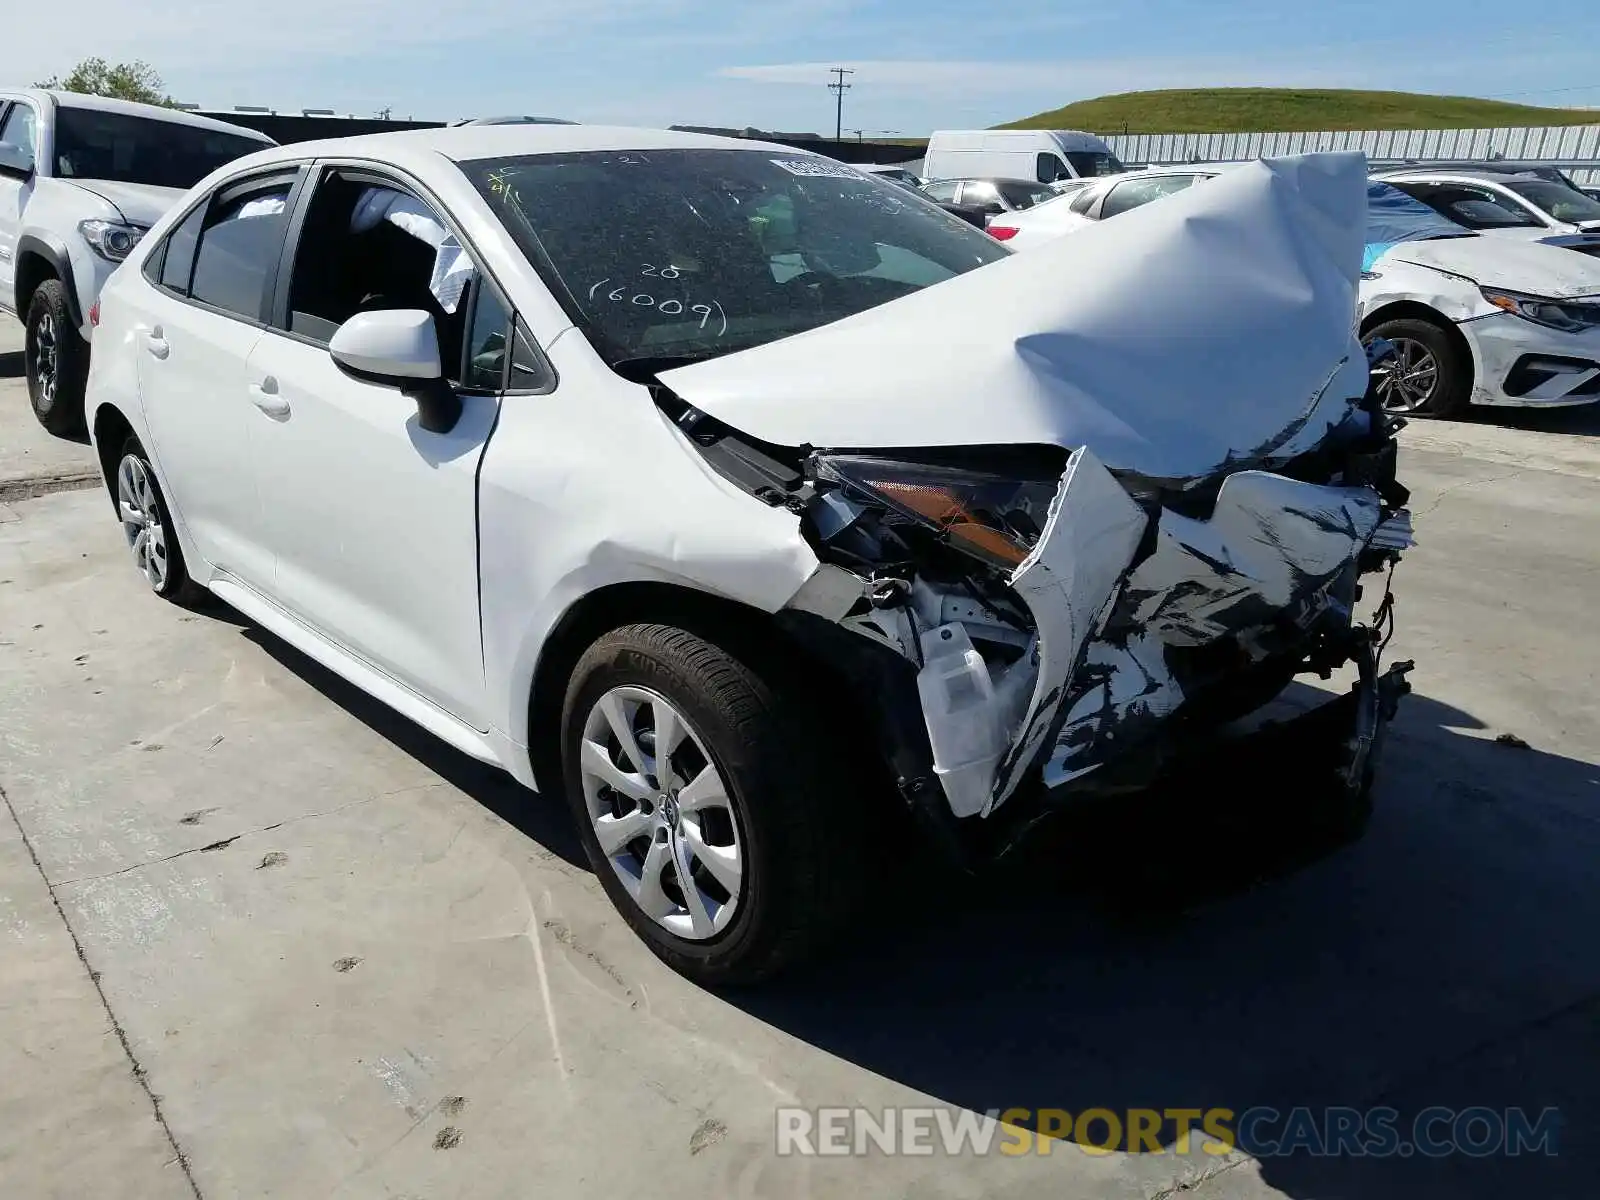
left=86, top=132, right=1413, bottom=983
left=0, top=89, right=274, bottom=433
left=1373, top=166, right=1600, bottom=253
left=984, top=167, right=1205, bottom=245
left=996, top=165, right=1600, bottom=414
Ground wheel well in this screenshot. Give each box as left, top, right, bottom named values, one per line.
left=1361, top=301, right=1475, bottom=378
left=525, top=581, right=832, bottom=794
left=92, top=405, right=135, bottom=505
left=14, top=250, right=58, bottom=320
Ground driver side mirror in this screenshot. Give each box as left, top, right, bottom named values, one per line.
left=0, top=143, right=35, bottom=180
left=329, top=309, right=461, bottom=434
left=980, top=201, right=1005, bottom=215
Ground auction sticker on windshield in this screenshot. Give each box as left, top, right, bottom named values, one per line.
left=770, top=158, right=869, bottom=180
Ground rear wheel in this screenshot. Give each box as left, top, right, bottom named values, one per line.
left=115, top=437, right=207, bottom=606
left=1364, top=317, right=1469, bottom=417
left=560, top=623, right=863, bottom=986
left=25, top=280, right=89, bottom=437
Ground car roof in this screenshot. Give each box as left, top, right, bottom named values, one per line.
left=0, top=89, right=275, bottom=142
left=1377, top=165, right=1562, bottom=184
left=923, top=176, right=1052, bottom=186
left=1381, top=159, right=1559, bottom=173
left=214, top=124, right=813, bottom=175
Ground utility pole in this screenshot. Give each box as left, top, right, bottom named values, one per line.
left=828, top=67, right=854, bottom=142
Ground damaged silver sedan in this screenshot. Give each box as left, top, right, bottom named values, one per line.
left=88, top=126, right=1413, bottom=985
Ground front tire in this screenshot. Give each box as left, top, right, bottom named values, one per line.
left=1364, top=317, right=1470, bottom=417
left=115, top=437, right=206, bottom=606
left=560, top=623, right=862, bottom=986
left=25, top=280, right=89, bottom=437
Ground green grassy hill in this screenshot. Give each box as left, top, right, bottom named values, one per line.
left=1001, top=88, right=1600, bottom=134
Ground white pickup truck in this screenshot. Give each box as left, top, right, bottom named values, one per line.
left=0, top=90, right=273, bottom=434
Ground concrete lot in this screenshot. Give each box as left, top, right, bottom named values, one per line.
left=3, top=308, right=1599, bottom=1198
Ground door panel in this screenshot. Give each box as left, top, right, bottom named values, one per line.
left=134, top=296, right=269, bottom=586
left=244, top=330, right=498, bottom=727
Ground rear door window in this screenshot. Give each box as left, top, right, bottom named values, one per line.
left=922, top=180, right=960, bottom=203
left=188, top=176, right=297, bottom=321
left=1099, top=175, right=1196, bottom=219
left=156, top=203, right=207, bottom=293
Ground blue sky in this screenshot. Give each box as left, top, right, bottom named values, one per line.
left=7, top=0, right=1600, bottom=132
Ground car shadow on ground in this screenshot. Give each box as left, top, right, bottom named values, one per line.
left=220, top=611, right=1597, bottom=1195
left=730, top=683, right=1599, bottom=1197
left=0, top=350, right=23, bottom=378
left=234, top=624, right=587, bottom=869
left=1456, top=402, right=1600, bottom=438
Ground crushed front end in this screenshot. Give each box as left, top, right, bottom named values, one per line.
left=653, top=152, right=1416, bottom=865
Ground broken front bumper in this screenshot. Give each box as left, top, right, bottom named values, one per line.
left=899, top=448, right=1413, bottom=827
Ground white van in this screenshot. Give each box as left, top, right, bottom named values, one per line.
left=922, top=129, right=1127, bottom=185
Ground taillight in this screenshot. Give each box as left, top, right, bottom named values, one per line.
left=89, top=299, right=100, bottom=327
left=988, top=225, right=1019, bottom=241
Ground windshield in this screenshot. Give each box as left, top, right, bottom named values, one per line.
left=1066, top=151, right=1127, bottom=177
left=1390, top=181, right=1542, bottom=230
left=54, top=107, right=267, bottom=189
left=1366, top=181, right=1473, bottom=248
left=464, top=148, right=1009, bottom=367
left=1505, top=180, right=1600, bottom=224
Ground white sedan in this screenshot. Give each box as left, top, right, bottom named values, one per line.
left=1372, top=167, right=1600, bottom=249
left=996, top=165, right=1600, bottom=414
left=85, top=131, right=1413, bottom=982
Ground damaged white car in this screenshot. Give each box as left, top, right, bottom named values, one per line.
left=86, top=128, right=1414, bottom=984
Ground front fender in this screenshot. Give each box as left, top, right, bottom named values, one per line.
left=476, top=333, right=819, bottom=782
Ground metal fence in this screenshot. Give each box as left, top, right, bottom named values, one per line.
left=1101, top=125, right=1600, bottom=184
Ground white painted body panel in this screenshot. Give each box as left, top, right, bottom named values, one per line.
left=242, top=331, right=501, bottom=728
left=476, top=328, right=821, bottom=782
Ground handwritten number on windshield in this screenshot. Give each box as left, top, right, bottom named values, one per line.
left=585, top=281, right=728, bottom=335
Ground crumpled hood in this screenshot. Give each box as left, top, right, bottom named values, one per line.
left=661, top=152, right=1371, bottom=484
left=64, top=179, right=186, bottom=227
left=1381, top=234, right=1600, bottom=299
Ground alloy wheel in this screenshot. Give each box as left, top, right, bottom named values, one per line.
left=578, top=685, right=744, bottom=940
left=117, top=454, right=170, bottom=592
left=1370, top=337, right=1439, bottom=412
left=30, top=311, right=58, bottom=407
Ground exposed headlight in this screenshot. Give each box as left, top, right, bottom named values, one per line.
left=78, top=219, right=146, bottom=263
left=1481, top=287, right=1600, bottom=333
left=813, top=455, right=1059, bottom=571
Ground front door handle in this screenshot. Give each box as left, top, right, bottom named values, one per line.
left=144, top=327, right=169, bottom=360
left=249, top=377, right=290, bottom=419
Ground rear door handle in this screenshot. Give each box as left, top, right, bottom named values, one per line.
left=249, top=377, right=290, bottom=419
left=144, top=327, right=169, bottom=360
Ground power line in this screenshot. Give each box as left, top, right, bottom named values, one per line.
left=1490, top=83, right=1600, bottom=99
left=828, top=67, right=854, bottom=142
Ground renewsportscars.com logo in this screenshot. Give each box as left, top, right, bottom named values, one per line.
left=775, top=1106, right=1562, bottom=1158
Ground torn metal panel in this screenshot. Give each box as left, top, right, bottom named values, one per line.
left=983, top=446, right=1148, bottom=814
left=1046, top=631, right=1185, bottom=788
left=659, top=153, right=1371, bottom=485
left=1043, top=471, right=1386, bottom=786
left=1116, top=472, right=1383, bottom=647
